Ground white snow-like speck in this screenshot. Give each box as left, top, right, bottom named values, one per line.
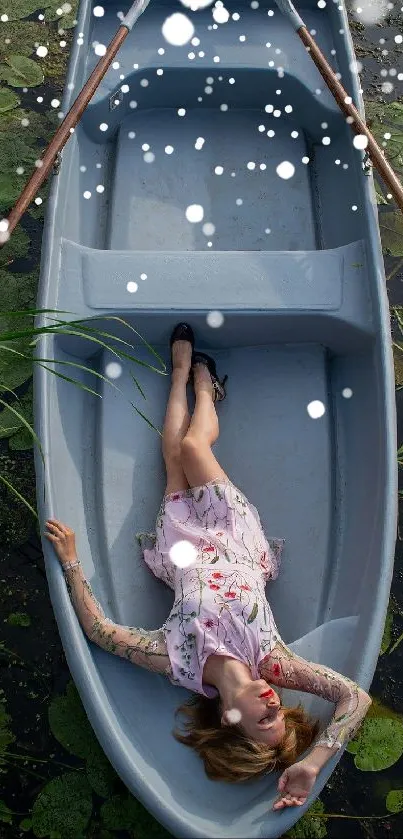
left=213, top=5, right=230, bottom=23
left=307, top=400, right=325, bottom=418
left=207, top=310, right=224, bottom=328
left=94, top=43, right=106, bottom=55
left=36, top=46, right=48, bottom=57
left=276, top=161, right=295, bottom=179
left=93, top=5, right=104, bottom=15
left=342, top=388, right=353, bottom=398
left=225, top=708, right=242, bottom=724
left=186, top=204, right=204, bottom=222
left=353, top=134, right=368, bottom=149
left=99, top=122, right=108, bottom=131
left=162, top=12, right=194, bottom=46
left=83, top=191, right=91, bottom=199
left=169, top=540, right=197, bottom=569
left=96, top=185, right=105, bottom=193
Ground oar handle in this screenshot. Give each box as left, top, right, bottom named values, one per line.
left=298, top=26, right=403, bottom=212
left=1, top=0, right=151, bottom=242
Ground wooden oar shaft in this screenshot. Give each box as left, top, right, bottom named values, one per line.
left=4, top=25, right=128, bottom=237
left=298, top=26, right=403, bottom=212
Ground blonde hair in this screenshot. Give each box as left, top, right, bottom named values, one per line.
left=172, top=694, right=320, bottom=783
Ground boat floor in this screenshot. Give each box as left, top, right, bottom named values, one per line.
left=90, top=342, right=338, bottom=642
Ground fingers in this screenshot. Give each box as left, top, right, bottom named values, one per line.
left=273, top=795, right=306, bottom=810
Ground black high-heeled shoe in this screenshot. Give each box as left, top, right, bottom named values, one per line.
left=170, top=323, right=195, bottom=381
left=191, top=351, right=228, bottom=403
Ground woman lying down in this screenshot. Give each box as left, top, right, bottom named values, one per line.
left=44, top=323, right=372, bottom=812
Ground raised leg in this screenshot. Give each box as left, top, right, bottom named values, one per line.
left=161, top=341, right=192, bottom=496
left=180, top=363, right=230, bottom=488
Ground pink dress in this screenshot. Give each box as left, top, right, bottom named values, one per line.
left=138, top=479, right=285, bottom=698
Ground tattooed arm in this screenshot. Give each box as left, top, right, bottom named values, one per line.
left=260, top=638, right=372, bottom=771
left=63, top=564, right=172, bottom=676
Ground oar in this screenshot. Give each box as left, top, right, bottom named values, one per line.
left=274, top=0, right=403, bottom=213
left=0, top=0, right=150, bottom=244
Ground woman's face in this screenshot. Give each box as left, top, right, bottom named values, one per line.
left=222, top=679, right=286, bottom=746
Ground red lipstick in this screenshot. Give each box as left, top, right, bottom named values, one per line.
left=259, top=689, right=274, bottom=698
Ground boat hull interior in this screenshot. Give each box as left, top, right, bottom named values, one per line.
left=35, top=0, right=398, bottom=836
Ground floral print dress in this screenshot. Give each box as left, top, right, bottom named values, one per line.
left=138, top=479, right=286, bottom=697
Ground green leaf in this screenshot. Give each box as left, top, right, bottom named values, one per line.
left=0, top=697, right=15, bottom=757
left=48, top=681, right=99, bottom=760
left=380, top=211, right=403, bottom=256
left=0, top=227, right=30, bottom=268
left=0, top=0, right=57, bottom=20
left=100, top=793, right=171, bottom=837
left=392, top=343, right=403, bottom=388
left=286, top=799, right=327, bottom=838
left=0, top=800, right=13, bottom=825
left=31, top=772, right=93, bottom=839
left=247, top=602, right=258, bottom=624
left=7, top=611, right=31, bottom=626
left=0, top=55, right=44, bottom=87
left=386, top=789, right=403, bottom=813
left=367, top=697, right=403, bottom=722
left=374, top=183, right=389, bottom=205
left=0, top=87, right=20, bottom=114
left=0, top=20, right=50, bottom=57
left=0, top=172, right=24, bottom=212
left=85, top=742, right=119, bottom=799
left=346, top=717, right=403, bottom=770
left=380, top=602, right=393, bottom=654
left=0, top=353, right=33, bottom=429
left=19, top=818, right=33, bottom=832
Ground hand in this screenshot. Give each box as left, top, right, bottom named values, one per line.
left=273, top=760, right=318, bottom=810
left=44, top=519, right=77, bottom=567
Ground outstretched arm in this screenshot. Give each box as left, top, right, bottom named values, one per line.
left=259, top=638, right=372, bottom=809
left=44, top=518, right=171, bottom=676
left=63, top=562, right=171, bottom=674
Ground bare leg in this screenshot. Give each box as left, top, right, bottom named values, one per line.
left=180, top=363, right=230, bottom=488
left=162, top=341, right=192, bottom=496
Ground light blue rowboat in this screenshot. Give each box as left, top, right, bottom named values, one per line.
left=34, top=0, right=398, bottom=836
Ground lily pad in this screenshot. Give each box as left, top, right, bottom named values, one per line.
left=0, top=325, right=34, bottom=400
left=367, top=697, right=403, bottom=722
left=0, top=0, right=56, bottom=20
left=392, top=343, right=403, bottom=388
left=85, top=741, right=119, bottom=799
left=0, top=21, right=50, bottom=58
left=0, top=227, right=31, bottom=269
left=0, top=88, right=20, bottom=114
left=386, top=789, right=403, bottom=813
left=7, top=611, right=31, bottom=626
left=379, top=211, right=403, bottom=256
left=286, top=799, right=327, bottom=839
left=0, top=800, right=13, bottom=825
left=380, top=601, right=394, bottom=654
left=365, top=100, right=403, bottom=174
left=0, top=696, right=15, bottom=757
left=346, top=716, right=403, bottom=770
left=0, top=55, right=44, bottom=88
left=100, top=793, right=172, bottom=837
left=31, top=771, right=93, bottom=839
left=48, top=681, right=99, bottom=760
